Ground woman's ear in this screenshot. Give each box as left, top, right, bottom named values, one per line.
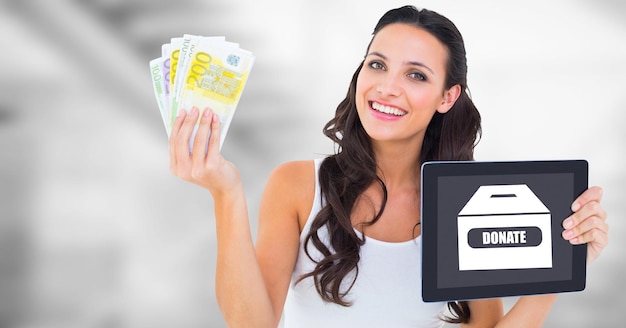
left=436, top=84, right=461, bottom=114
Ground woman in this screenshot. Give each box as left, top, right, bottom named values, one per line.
left=169, top=6, right=608, bottom=327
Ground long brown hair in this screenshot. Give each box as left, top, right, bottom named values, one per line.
left=298, top=6, right=481, bottom=324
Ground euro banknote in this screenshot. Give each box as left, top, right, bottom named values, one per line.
left=149, top=57, right=170, bottom=135
left=150, top=35, right=255, bottom=151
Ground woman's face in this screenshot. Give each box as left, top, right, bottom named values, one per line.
left=355, top=23, right=458, bottom=147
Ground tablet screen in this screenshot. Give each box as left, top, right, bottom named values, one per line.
left=421, top=160, right=588, bottom=302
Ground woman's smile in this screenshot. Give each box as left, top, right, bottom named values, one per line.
left=369, top=101, right=407, bottom=120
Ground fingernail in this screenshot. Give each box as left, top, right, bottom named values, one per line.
left=563, top=230, right=574, bottom=239
left=563, top=219, right=574, bottom=229
left=203, top=108, right=211, bottom=117
left=176, top=110, right=184, bottom=117
left=190, top=107, right=198, bottom=115
left=571, top=202, right=581, bottom=212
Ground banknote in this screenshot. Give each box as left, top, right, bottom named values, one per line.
left=170, top=35, right=200, bottom=123
left=168, top=37, right=183, bottom=126
left=149, top=35, right=255, bottom=150
left=168, top=37, right=182, bottom=93
left=161, top=43, right=172, bottom=124
left=178, top=37, right=255, bottom=150
left=149, top=56, right=170, bottom=135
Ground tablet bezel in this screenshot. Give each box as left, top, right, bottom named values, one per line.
left=420, top=160, right=588, bottom=302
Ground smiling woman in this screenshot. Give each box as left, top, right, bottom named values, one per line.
left=167, top=5, right=609, bottom=328
left=301, top=8, right=482, bottom=326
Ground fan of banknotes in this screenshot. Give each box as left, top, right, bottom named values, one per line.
left=149, top=34, right=255, bottom=150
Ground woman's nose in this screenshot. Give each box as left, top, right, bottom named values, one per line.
left=376, top=73, right=402, bottom=97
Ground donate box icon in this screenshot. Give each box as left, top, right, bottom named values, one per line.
left=457, top=184, right=553, bottom=271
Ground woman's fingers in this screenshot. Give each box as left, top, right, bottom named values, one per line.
left=562, top=187, right=606, bottom=236
left=191, top=108, right=213, bottom=169
left=206, top=110, right=221, bottom=159
left=570, top=222, right=609, bottom=245
left=177, top=107, right=199, bottom=154
left=563, top=197, right=607, bottom=239
left=570, top=186, right=603, bottom=212
left=187, top=108, right=224, bottom=185
left=172, top=107, right=199, bottom=179
left=169, top=106, right=238, bottom=193
left=562, top=210, right=609, bottom=244
left=169, top=109, right=187, bottom=175
left=167, top=106, right=241, bottom=195
left=561, top=186, right=609, bottom=264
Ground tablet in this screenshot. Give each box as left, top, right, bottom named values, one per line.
left=420, top=160, right=588, bottom=302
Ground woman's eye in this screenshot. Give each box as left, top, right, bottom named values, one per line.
left=409, top=72, right=427, bottom=81
left=368, top=61, right=385, bottom=70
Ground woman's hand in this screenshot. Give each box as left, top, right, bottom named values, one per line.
left=561, top=186, right=608, bottom=264
left=169, top=107, right=242, bottom=196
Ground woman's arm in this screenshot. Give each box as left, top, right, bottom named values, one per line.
left=463, top=186, right=608, bottom=327
left=462, top=299, right=503, bottom=327
left=256, top=160, right=315, bottom=324
left=169, top=108, right=302, bottom=327
left=463, top=295, right=556, bottom=328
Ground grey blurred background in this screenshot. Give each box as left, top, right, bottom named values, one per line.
left=0, top=0, right=624, bottom=327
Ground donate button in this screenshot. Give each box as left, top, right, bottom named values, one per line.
left=467, top=226, right=543, bottom=248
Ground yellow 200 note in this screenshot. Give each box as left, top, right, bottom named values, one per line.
left=178, top=39, right=255, bottom=151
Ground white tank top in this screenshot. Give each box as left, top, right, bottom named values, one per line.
left=283, top=158, right=446, bottom=328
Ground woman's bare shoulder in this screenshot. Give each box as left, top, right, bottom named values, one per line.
left=271, top=160, right=315, bottom=182
left=263, top=160, right=318, bottom=229
left=266, top=160, right=316, bottom=201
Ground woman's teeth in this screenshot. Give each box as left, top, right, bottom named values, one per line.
left=371, top=102, right=406, bottom=116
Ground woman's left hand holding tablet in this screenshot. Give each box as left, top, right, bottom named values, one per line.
left=562, top=186, right=609, bottom=264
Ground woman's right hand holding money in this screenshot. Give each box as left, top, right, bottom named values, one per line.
left=169, top=107, right=242, bottom=197
left=170, top=107, right=277, bottom=326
